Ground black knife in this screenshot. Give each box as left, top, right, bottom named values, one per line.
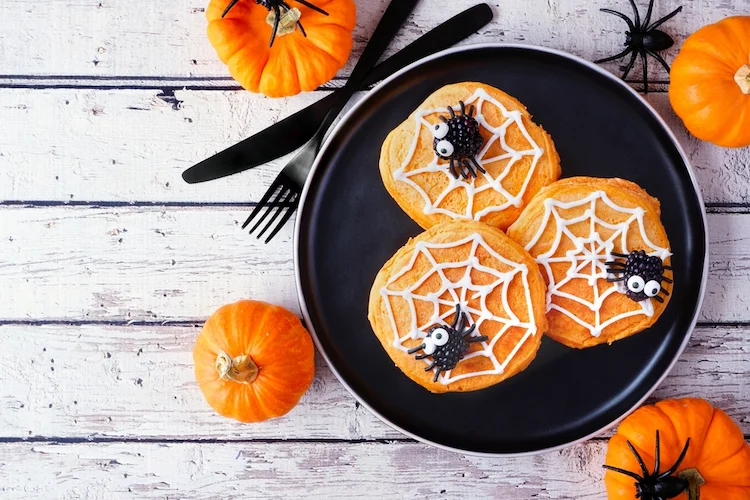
left=182, top=3, right=493, bottom=184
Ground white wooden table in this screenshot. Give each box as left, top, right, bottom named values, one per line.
left=1, top=0, right=748, bottom=497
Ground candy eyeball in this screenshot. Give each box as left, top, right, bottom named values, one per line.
left=436, top=140, right=454, bottom=157
left=644, top=280, right=661, bottom=297
left=627, top=275, right=645, bottom=293
left=422, top=337, right=436, bottom=355
left=432, top=122, right=449, bottom=139
left=430, top=327, right=449, bottom=346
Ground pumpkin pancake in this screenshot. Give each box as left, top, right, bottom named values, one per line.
left=507, top=177, right=673, bottom=349
left=379, top=82, right=561, bottom=230
left=368, top=220, right=547, bottom=393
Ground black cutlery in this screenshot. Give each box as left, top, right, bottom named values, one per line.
left=182, top=3, right=493, bottom=184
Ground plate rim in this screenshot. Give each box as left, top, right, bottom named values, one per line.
left=293, top=42, right=709, bottom=457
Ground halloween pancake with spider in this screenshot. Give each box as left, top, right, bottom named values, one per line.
left=507, top=177, right=673, bottom=349
left=368, top=220, right=548, bottom=393
left=379, top=82, right=561, bottom=230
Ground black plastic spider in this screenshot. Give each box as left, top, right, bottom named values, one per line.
left=606, top=250, right=672, bottom=303
left=431, top=101, right=485, bottom=180
left=595, top=0, right=683, bottom=93
left=221, top=0, right=329, bottom=47
left=603, top=430, right=691, bottom=499
left=407, top=304, right=488, bottom=382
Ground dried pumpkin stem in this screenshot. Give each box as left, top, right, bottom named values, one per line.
left=215, top=351, right=259, bottom=384
left=678, top=468, right=705, bottom=500
left=735, top=64, right=750, bottom=95
left=266, top=7, right=302, bottom=38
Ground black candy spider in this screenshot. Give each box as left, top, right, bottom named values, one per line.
left=595, top=0, right=683, bottom=93
left=603, top=430, right=691, bottom=499
left=431, top=101, right=485, bottom=180
left=222, top=0, right=329, bottom=47
left=407, top=304, right=488, bottom=382
left=606, top=250, right=672, bottom=303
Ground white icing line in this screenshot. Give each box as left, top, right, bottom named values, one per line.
left=381, top=233, right=537, bottom=385
left=393, top=88, right=545, bottom=221
left=525, top=190, right=671, bottom=337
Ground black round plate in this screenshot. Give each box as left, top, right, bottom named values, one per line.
left=295, top=45, right=707, bottom=455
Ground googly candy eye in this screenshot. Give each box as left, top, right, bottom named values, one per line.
left=422, top=337, right=437, bottom=355
left=432, top=122, right=449, bottom=139
left=627, top=275, right=645, bottom=293
left=644, top=280, right=661, bottom=297
left=430, top=327, right=449, bottom=346
left=436, top=140, right=454, bottom=157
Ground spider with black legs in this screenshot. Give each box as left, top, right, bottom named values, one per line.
left=595, top=0, right=683, bottom=93
left=603, top=430, right=691, bottom=499
left=606, top=250, right=672, bottom=303
left=221, top=0, right=329, bottom=48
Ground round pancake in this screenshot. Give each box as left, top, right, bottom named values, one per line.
left=368, top=220, right=548, bottom=393
left=507, top=177, right=673, bottom=349
left=379, top=82, right=561, bottom=230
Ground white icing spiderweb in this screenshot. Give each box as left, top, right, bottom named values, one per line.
left=380, top=233, right=538, bottom=384
left=393, top=88, right=544, bottom=220
left=524, top=190, right=672, bottom=337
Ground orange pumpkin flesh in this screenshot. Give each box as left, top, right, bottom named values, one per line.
left=206, top=0, right=356, bottom=97
left=669, top=16, right=750, bottom=148
left=193, top=300, right=315, bottom=423
left=605, top=398, right=750, bottom=500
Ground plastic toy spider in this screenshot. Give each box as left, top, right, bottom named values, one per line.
left=595, top=0, right=683, bottom=93
left=431, top=101, right=485, bottom=180
left=221, top=0, right=329, bottom=47
left=407, top=304, right=488, bottom=382
left=603, top=430, right=691, bottom=499
left=606, top=250, right=673, bottom=303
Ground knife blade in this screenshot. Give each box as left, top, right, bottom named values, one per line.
left=182, top=3, right=493, bottom=184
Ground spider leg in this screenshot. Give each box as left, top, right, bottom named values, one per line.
left=268, top=4, right=282, bottom=47
left=627, top=440, right=650, bottom=478
left=642, top=0, right=655, bottom=30
left=407, top=344, right=425, bottom=354
left=620, top=50, right=639, bottom=80
left=448, top=106, right=456, bottom=118
left=647, top=6, right=683, bottom=31
left=425, top=361, right=437, bottom=372
left=627, top=0, right=641, bottom=28
left=661, top=276, right=673, bottom=284
left=459, top=100, right=466, bottom=115
left=658, top=438, right=690, bottom=479
left=594, top=47, right=634, bottom=64
left=459, top=161, right=470, bottom=180
left=462, top=324, right=476, bottom=337
left=646, top=48, right=671, bottom=75
left=221, top=0, right=241, bottom=17
left=440, top=115, right=448, bottom=123
left=448, top=159, right=459, bottom=179
left=606, top=269, right=625, bottom=275
left=663, top=266, right=672, bottom=271
left=640, top=49, right=649, bottom=93
left=652, top=295, right=664, bottom=303
left=452, top=306, right=463, bottom=331
left=294, top=0, right=329, bottom=15
left=602, top=465, right=645, bottom=482
left=470, top=157, right=486, bottom=174
left=605, top=261, right=626, bottom=266
left=467, top=335, right=489, bottom=344
left=462, top=159, right=476, bottom=178
left=599, top=8, right=635, bottom=32
left=610, top=252, right=630, bottom=258
left=468, top=104, right=475, bottom=117
left=607, top=277, right=626, bottom=282
left=433, top=369, right=441, bottom=383
left=415, top=354, right=430, bottom=360
left=660, top=287, right=670, bottom=296
left=653, top=430, right=661, bottom=475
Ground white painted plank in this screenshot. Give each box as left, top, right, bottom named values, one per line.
left=0, top=441, right=613, bottom=499
left=1, top=89, right=749, bottom=204
left=0, top=322, right=747, bottom=440
left=1, top=0, right=743, bottom=79
left=0, top=206, right=745, bottom=322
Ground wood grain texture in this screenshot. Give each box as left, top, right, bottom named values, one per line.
left=0, top=206, right=743, bottom=322
left=1, top=89, right=749, bottom=204
left=0, top=322, right=747, bottom=440
left=1, top=0, right=744, bottom=79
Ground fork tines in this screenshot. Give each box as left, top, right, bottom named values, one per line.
left=242, top=173, right=300, bottom=243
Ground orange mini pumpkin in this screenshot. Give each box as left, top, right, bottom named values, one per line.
left=193, top=300, right=315, bottom=422
left=669, top=16, right=750, bottom=148
left=604, top=398, right=750, bottom=500
left=206, top=0, right=357, bottom=97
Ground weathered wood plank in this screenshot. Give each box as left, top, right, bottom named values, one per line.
left=0, top=322, right=747, bottom=440
left=1, top=88, right=749, bottom=204
left=0, top=440, right=612, bottom=499
left=1, top=0, right=742, bottom=79
left=0, top=206, right=745, bottom=322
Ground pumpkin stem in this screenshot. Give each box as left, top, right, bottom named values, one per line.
left=215, top=351, right=259, bottom=384
left=678, top=468, right=705, bottom=500
left=266, top=7, right=302, bottom=38
left=735, top=64, right=750, bottom=95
